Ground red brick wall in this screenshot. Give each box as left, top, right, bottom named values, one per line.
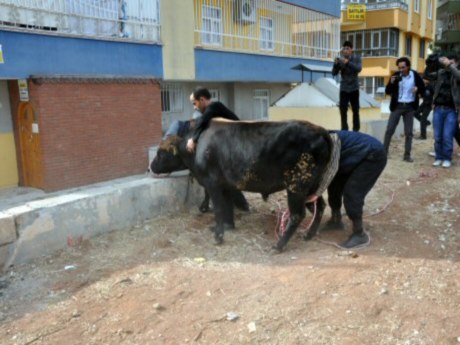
left=28, top=78, right=162, bottom=191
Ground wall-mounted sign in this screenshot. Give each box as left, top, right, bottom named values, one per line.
left=18, top=79, right=29, bottom=102
left=347, top=4, right=366, bottom=21
left=0, top=44, right=4, bottom=64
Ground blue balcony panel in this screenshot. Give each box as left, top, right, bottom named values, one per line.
left=0, top=31, right=163, bottom=79
left=280, top=0, right=340, bottom=17
left=195, top=49, right=333, bottom=83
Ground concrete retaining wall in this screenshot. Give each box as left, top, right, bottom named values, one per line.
left=0, top=174, right=203, bottom=270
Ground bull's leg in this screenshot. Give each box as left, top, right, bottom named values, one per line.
left=303, top=196, right=326, bottom=241
left=199, top=188, right=210, bottom=213
left=273, top=192, right=306, bottom=252
left=230, top=189, right=250, bottom=211
left=207, top=187, right=233, bottom=244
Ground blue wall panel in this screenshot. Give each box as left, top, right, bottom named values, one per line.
left=195, top=49, right=333, bottom=83
left=278, top=0, right=340, bottom=18
left=0, top=30, right=163, bottom=79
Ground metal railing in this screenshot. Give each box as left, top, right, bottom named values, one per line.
left=194, top=0, right=341, bottom=60
left=0, top=0, right=161, bottom=43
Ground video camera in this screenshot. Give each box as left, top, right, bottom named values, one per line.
left=423, top=53, right=442, bottom=80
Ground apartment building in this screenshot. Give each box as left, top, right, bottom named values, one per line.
left=160, top=0, right=341, bottom=129
left=340, top=0, right=436, bottom=97
left=0, top=0, right=340, bottom=191
left=435, top=0, right=460, bottom=52
left=0, top=0, right=163, bottom=191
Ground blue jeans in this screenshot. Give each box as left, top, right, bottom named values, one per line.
left=433, top=106, right=458, bottom=161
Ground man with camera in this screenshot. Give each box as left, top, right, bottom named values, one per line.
left=383, top=57, right=425, bottom=162
left=332, top=41, right=362, bottom=132
left=431, top=52, right=460, bottom=168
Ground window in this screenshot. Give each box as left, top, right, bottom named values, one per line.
left=341, top=28, right=399, bottom=57
left=253, top=89, right=270, bottom=120
left=260, top=17, right=274, bottom=51
left=414, top=0, right=420, bottom=13
left=419, top=39, right=425, bottom=58
left=427, top=0, right=432, bottom=20
left=360, top=77, right=384, bottom=97
left=161, top=84, right=183, bottom=113
left=405, top=35, right=412, bottom=56
left=209, top=89, right=220, bottom=102
left=202, top=5, right=222, bottom=46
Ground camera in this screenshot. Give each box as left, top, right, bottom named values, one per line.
left=394, top=73, right=402, bottom=82
left=423, top=53, right=442, bottom=80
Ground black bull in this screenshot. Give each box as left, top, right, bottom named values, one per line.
left=151, top=119, right=332, bottom=251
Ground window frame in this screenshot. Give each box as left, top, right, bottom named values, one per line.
left=259, top=16, right=274, bottom=51
left=201, top=4, right=223, bottom=46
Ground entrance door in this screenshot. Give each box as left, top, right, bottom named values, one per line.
left=17, top=102, right=42, bottom=188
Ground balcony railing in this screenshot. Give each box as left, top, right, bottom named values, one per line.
left=194, top=0, right=341, bottom=60
left=0, top=0, right=161, bottom=43
left=341, top=0, right=408, bottom=12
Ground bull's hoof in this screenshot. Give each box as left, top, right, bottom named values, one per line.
left=271, top=244, right=284, bottom=253
left=209, top=223, right=235, bottom=232
left=214, top=234, right=224, bottom=245
left=340, top=232, right=369, bottom=249
left=321, top=220, right=345, bottom=232
left=235, top=202, right=250, bottom=212
left=303, top=232, right=316, bottom=241
left=199, top=204, right=210, bottom=213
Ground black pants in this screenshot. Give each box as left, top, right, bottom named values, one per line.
left=414, top=103, right=431, bottom=138
left=339, top=90, right=360, bottom=131
left=383, top=103, right=415, bottom=159
left=455, top=122, right=460, bottom=146
left=327, top=149, right=387, bottom=222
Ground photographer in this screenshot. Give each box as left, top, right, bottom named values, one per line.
left=414, top=77, right=433, bottom=140
left=383, top=57, right=425, bottom=162
left=332, top=41, right=362, bottom=132
left=431, top=52, right=460, bottom=168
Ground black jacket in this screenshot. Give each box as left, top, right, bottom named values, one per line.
left=385, top=69, right=425, bottom=112
left=192, top=101, right=239, bottom=142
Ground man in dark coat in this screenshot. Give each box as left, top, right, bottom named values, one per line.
left=307, top=131, right=387, bottom=249
left=383, top=57, right=425, bottom=162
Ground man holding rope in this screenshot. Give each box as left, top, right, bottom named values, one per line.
left=306, top=131, right=387, bottom=249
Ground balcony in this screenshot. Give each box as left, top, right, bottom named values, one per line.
left=194, top=0, right=341, bottom=60
left=0, top=0, right=161, bottom=43
left=437, top=0, right=460, bottom=18
left=341, top=0, right=408, bottom=12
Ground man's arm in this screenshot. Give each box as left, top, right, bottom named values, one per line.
left=347, top=55, right=362, bottom=74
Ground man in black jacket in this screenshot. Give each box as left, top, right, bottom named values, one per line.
left=186, top=87, right=239, bottom=153
left=383, top=57, right=425, bottom=162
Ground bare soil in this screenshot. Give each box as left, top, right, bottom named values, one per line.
left=0, top=138, right=459, bottom=345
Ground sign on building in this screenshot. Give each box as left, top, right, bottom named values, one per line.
left=347, top=4, right=366, bottom=21
left=18, top=80, right=29, bottom=102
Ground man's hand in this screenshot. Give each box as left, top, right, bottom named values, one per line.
left=412, top=86, right=418, bottom=95
left=186, top=138, right=196, bottom=153
left=439, top=56, right=451, bottom=67
left=306, top=194, right=319, bottom=203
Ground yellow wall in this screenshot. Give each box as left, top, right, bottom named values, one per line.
left=269, top=106, right=383, bottom=129
left=161, top=0, right=196, bottom=80
left=0, top=133, right=19, bottom=188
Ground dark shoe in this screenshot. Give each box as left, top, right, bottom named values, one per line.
left=425, top=120, right=431, bottom=126
left=341, top=232, right=369, bottom=248
left=403, top=157, right=414, bottom=163
left=415, top=136, right=426, bottom=140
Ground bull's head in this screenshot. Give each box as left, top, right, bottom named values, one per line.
left=150, top=136, right=188, bottom=174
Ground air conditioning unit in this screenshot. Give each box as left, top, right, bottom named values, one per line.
left=234, top=0, right=256, bottom=25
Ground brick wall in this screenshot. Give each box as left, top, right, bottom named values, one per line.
left=21, top=78, right=162, bottom=191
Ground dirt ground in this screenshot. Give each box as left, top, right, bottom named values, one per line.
left=0, top=137, right=459, bottom=345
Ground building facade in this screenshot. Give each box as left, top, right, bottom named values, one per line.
left=0, top=0, right=163, bottom=191
left=160, top=0, right=341, bottom=130
left=0, top=0, right=340, bottom=191
left=340, top=0, right=436, bottom=97
left=435, top=0, right=460, bottom=52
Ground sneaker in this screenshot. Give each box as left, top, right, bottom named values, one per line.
left=432, top=160, right=442, bottom=167
left=442, top=160, right=452, bottom=168
left=428, top=151, right=435, bottom=157
left=403, top=157, right=414, bottom=163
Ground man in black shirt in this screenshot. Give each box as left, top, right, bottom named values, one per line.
left=186, top=87, right=239, bottom=153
